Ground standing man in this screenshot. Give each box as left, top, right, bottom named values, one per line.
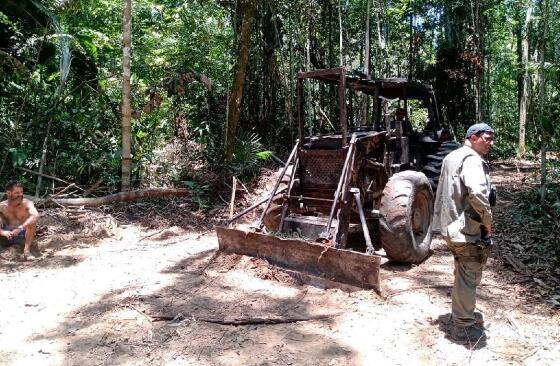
left=0, top=181, right=40, bottom=260
left=433, top=123, right=495, bottom=344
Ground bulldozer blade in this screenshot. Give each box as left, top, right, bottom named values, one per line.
left=216, top=226, right=380, bottom=290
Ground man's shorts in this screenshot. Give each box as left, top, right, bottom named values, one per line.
left=0, top=224, right=26, bottom=246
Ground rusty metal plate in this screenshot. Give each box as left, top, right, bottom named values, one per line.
left=216, top=226, right=380, bottom=290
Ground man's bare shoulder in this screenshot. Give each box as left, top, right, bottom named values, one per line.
left=22, top=198, right=37, bottom=209
left=0, top=200, right=7, bottom=209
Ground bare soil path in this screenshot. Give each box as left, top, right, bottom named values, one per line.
left=1, top=165, right=559, bottom=366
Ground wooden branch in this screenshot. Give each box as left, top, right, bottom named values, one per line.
left=37, top=183, right=77, bottom=207
left=229, top=177, right=237, bottom=226
left=18, top=167, right=75, bottom=186
left=504, top=253, right=529, bottom=275
left=37, top=188, right=189, bottom=207
left=151, top=313, right=338, bottom=325
left=235, top=178, right=250, bottom=194
left=270, top=154, right=285, bottom=166
left=83, top=178, right=104, bottom=197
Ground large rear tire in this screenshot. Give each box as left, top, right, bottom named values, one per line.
left=422, top=141, right=461, bottom=191
left=379, top=171, right=434, bottom=263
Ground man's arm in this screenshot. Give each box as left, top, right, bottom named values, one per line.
left=20, top=200, right=39, bottom=229
left=0, top=205, right=10, bottom=238
left=460, top=156, right=493, bottom=232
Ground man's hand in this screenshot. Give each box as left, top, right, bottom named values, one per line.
left=0, top=229, right=11, bottom=239
left=483, top=224, right=492, bottom=238
left=10, top=227, right=23, bottom=238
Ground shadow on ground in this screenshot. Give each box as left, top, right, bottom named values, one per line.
left=0, top=209, right=111, bottom=273
left=436, top=313, right=487, bottom=350
left=34, top=249, right=358, bottom=366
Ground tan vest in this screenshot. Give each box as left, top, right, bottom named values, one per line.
left=432, top=145, right=492, bottom=243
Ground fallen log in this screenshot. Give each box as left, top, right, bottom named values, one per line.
left=36, top=188, right=189, bottom=207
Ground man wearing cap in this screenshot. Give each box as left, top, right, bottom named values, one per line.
left=433, top=123, right=495, bottom=344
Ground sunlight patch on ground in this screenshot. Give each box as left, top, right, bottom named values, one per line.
left=0, top=226, right=216, bottom=365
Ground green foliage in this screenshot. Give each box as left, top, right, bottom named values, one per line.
left=229, top=131, right=270, bottom=177
left=0, top=0, right=559, bottom=207
left=182, top=180, right=212, bottom=211
left=0, top=0, right=233, bottom=194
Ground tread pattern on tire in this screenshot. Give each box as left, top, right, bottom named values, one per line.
left=379, top=171, right=434, bottom=264
left=422, top=141, right=461, bottom=191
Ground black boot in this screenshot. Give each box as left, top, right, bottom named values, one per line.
left=450, top=324, right=486, bottom=344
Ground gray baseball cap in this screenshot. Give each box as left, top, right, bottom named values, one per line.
left=465, top=123, right=494, bottom=139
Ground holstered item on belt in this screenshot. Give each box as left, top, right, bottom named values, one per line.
left=489, top=184, right=497, bottom=207
left=476, top=225, right=493, bottom=249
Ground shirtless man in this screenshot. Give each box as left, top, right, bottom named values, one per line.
left=0, top=181, right=39, bottom=260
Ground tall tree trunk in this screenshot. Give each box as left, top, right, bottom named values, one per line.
left=35, top=119, right=52, bottom=198
left=306, top=10, right=312, bottom=71
left=484, top=56, right=491, bottom=121
left=375, top=0, right=386, bottom=78
left=518, top=5, right=532, bottom=159
left=408, top=11, right=413, bottom=80
left=361, top=0, right=371, bottom=124
left=516, top=4, right=523, bottom=110
left=224, top=0, right=258, bottom=164
left=287, top=9, right=294, bottom=143
left=538, top=0, right=549, bottom=205
left=338, top=0, right=344, bottom=66
left=121, top=0, right=132, bottom=190
left=327, top=1, right=333, bottom=68
left=470, top=0, right=483, bottom=122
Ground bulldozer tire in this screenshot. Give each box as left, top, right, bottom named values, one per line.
left=422, top=141, right=461, bottom=191
left=263, top=165, right=293, bottom=231
left=379, top=171, right=434, bottom=264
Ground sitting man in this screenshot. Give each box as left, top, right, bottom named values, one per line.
left=392, top=107, right=413, bottom=134
left=0, top=180, right=40, bottom=260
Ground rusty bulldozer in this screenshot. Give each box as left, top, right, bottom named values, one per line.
left=217, top=68, right=459, bottom=290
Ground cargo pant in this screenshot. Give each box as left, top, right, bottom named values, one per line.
left=444, top=236, right=490, bottom=327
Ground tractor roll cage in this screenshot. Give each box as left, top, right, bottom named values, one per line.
left=296, top=67, right=442, bottom=147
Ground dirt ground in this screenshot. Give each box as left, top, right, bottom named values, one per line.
left=1, top=165, right=559, bottom=366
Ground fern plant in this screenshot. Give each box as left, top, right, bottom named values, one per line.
left=204, top=130, right=272, bottom=178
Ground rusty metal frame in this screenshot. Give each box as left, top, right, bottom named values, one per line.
left=225, top=187, right=287, bottom=226
left=256, top=141, right=299, bottom=229
left=318, top=133, right=357, bottom=244
left=278, top=154, right=300, bottom=232
left=296, top=68, right=348, bottom=145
